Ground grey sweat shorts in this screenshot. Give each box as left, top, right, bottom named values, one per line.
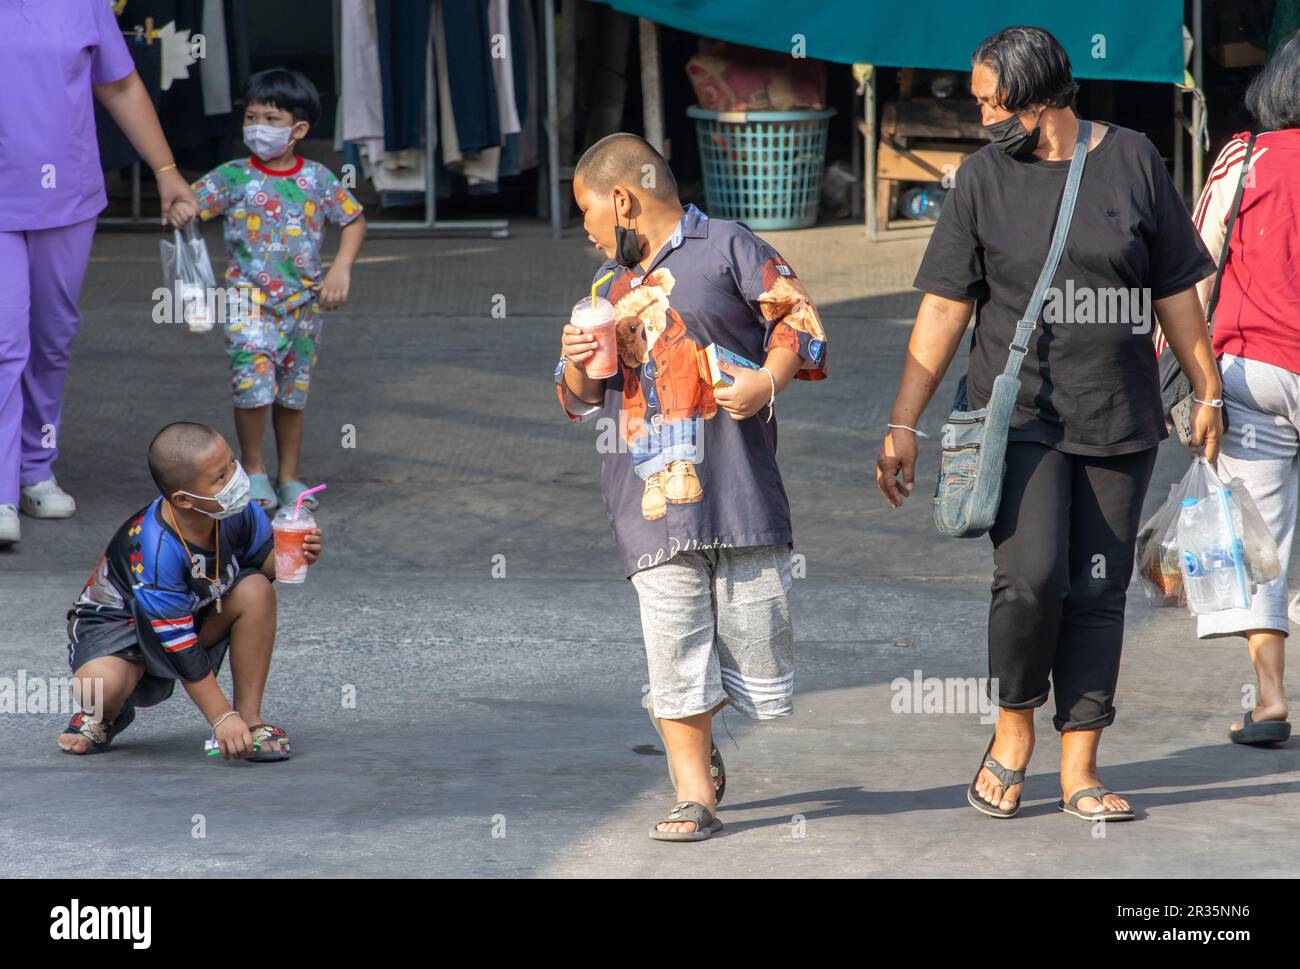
left=1198, top=353, right=1300, bottom=639
left=630, top=543, right=795, bottom=720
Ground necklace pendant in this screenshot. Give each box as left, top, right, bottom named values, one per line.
left=215, top=597, right=222, bottom=615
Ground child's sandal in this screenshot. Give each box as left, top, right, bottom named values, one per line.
left=245, top=723, right=291, bottom=761
left=61, top=700, right=135, bottom=755
left=248, top=472, right=278, bottom=511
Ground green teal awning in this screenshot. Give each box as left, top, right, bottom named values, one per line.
left=593, top=0, right=1186, bottom=85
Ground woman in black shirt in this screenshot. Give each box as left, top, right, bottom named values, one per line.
left=875, top=26, right=1223, bottom=822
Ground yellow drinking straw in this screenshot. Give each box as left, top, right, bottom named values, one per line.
left=592, top=270, right=615, bottom=306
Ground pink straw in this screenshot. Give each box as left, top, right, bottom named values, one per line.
left=295, top=483, right=327, bottom=520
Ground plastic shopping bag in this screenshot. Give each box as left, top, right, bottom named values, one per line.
left=160, top=222, right=217, bottom=333
left=1224, top=476, right=1282, bottom=586
left=1175, top=458, right=1253, bottom=615
left=1136, top=482, right=1185, bottom=607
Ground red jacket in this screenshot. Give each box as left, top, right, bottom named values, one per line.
left=1163, top=130, right=1300, bottom=374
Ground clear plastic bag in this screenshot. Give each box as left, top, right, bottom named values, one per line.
left=1175, top=457, right=1253, bottom=615
left=1224, top=476, right=1282, bottom=586
left=1136, top=482, right=1185, bottom=607
left=160, top=222, right=217, bottom=333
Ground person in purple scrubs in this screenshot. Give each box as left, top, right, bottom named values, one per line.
left=0, top=0, right=198, bottom=547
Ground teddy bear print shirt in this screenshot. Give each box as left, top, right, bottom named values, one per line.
left=192, top=156, right=363, bottom=316
left=554, top=204, right=828, bottom=577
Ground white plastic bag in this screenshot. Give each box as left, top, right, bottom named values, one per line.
left=1175, top=458, right=1253, bottom=615
left=160, top=222, right=217, bottom=333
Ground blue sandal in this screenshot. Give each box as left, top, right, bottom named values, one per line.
left=277, top=479, right=318, bottom=511
left=248, top=472, right=278, bottom=511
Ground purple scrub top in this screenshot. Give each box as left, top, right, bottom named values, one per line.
left=0, top=0, right=135, bottom=231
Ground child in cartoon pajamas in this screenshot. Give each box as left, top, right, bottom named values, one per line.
left=192, top=68, right=366, bottom=513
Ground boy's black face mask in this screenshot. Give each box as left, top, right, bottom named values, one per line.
left=613, top=199, right=642, bottom=268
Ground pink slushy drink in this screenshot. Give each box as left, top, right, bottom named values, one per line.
left=272, top=506, right=315, bottom=584
left=571, top=295, right=617, bottom=379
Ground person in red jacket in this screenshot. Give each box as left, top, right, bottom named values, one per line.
left=1160, top=32, right=1300, bottom=746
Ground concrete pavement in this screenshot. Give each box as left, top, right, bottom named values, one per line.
left=1, top=219, right=1295, bottom=878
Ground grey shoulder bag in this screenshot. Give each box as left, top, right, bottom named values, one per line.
left=933, top=119, right=1091, bottom=538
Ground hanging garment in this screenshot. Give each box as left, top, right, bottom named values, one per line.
left=434, top=0, right=499, bottom=188
left=199, top=0, right=231, bottom=114
left=489, top=0, right=521, bottom=139
left=500, top=0, right=536, bottom=176
left=375, top=0, right=431, bottom=152
left=518, top=0, right=539, bottom=171
left=341, top=0, right=385, bottom=146
left=439, top=0, right=499, bottom=155
left=116, top=1, right=210, bottom=152
left=96, top=39, right=164, bottom=172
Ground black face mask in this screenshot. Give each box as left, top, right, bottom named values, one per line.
left=613, top=203, right=642, bottom=269
left=984, top=111, right=1041, bottom=158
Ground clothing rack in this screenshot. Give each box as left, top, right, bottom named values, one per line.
left=101, top=7, right=559, bottom=237
left=365, top=10, right=508, bottom=237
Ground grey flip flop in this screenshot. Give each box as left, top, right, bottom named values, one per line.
left=649, top=801, right=723, bottom=842
left=1059, top=786, right=1135, bottom=822
left=647, top=705, right=726, bottom=805
left=1230, top=710, right=1292, bottom=746
left=966, top=734, right=1026, bottom=819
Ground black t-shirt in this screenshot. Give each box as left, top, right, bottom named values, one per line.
left=914, top=124, right=1215, bottom=455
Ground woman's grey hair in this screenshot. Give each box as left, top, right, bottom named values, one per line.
left=1246, top=30, right=1300, bottom=131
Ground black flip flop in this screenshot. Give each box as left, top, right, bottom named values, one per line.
left=649, top=801, right=723, bottom=842
left=1230, top=710, right=1292, bottom=746
left=647, top=706, right=726, bottom=805
left=61, top=699, right=135, bottom=755
left=1059, top=786, right=1135, bottom=822
left=966, top=734, right=1026, bottom=819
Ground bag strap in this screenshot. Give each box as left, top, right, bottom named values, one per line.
left=1206, top=133, right=1257, bottom=330
left=1002, top=119, right=1092, bottom=377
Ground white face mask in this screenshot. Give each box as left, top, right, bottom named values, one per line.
left=178, top=462, right=252, bottom=520
left=243, top=124, right=296, bottom=161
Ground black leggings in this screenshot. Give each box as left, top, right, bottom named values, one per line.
left=987, top=442, right=1157, bottom=732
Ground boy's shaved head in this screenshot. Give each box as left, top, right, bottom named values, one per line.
left=148, top=422, right=221, bottom=497
left=574, top=133, right=678, bottom=202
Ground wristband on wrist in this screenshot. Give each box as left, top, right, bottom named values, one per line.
left=758, top=367, right=777, bottom=423
left=154, top=162, right=178, bottom=176
left=1193, top=397, right=1223, bottom=408
left=211, top=710, right=239, bottom=736
left=887, top=422, right=931, bottom=439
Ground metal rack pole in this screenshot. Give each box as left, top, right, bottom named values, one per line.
left=545, top=0, right=561, bottom=240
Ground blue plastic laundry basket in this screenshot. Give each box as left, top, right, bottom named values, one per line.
left=687, top=106, right=836, bottom=230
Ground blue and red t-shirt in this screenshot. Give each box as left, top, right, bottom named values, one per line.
left=69, top=498, right=273, bottom=681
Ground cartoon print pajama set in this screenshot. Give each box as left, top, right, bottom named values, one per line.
left=192, top=157, right=363, bottom=410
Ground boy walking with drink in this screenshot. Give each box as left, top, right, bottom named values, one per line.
left=555, top=134, right=828, bottom=841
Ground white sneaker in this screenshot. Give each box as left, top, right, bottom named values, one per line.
left=0, top=504, right=19, bottom=545
left=19, top=477, right=77, bottom=519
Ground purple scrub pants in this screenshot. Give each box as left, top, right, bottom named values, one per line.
left=0, top=217, right=97, bottom=505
